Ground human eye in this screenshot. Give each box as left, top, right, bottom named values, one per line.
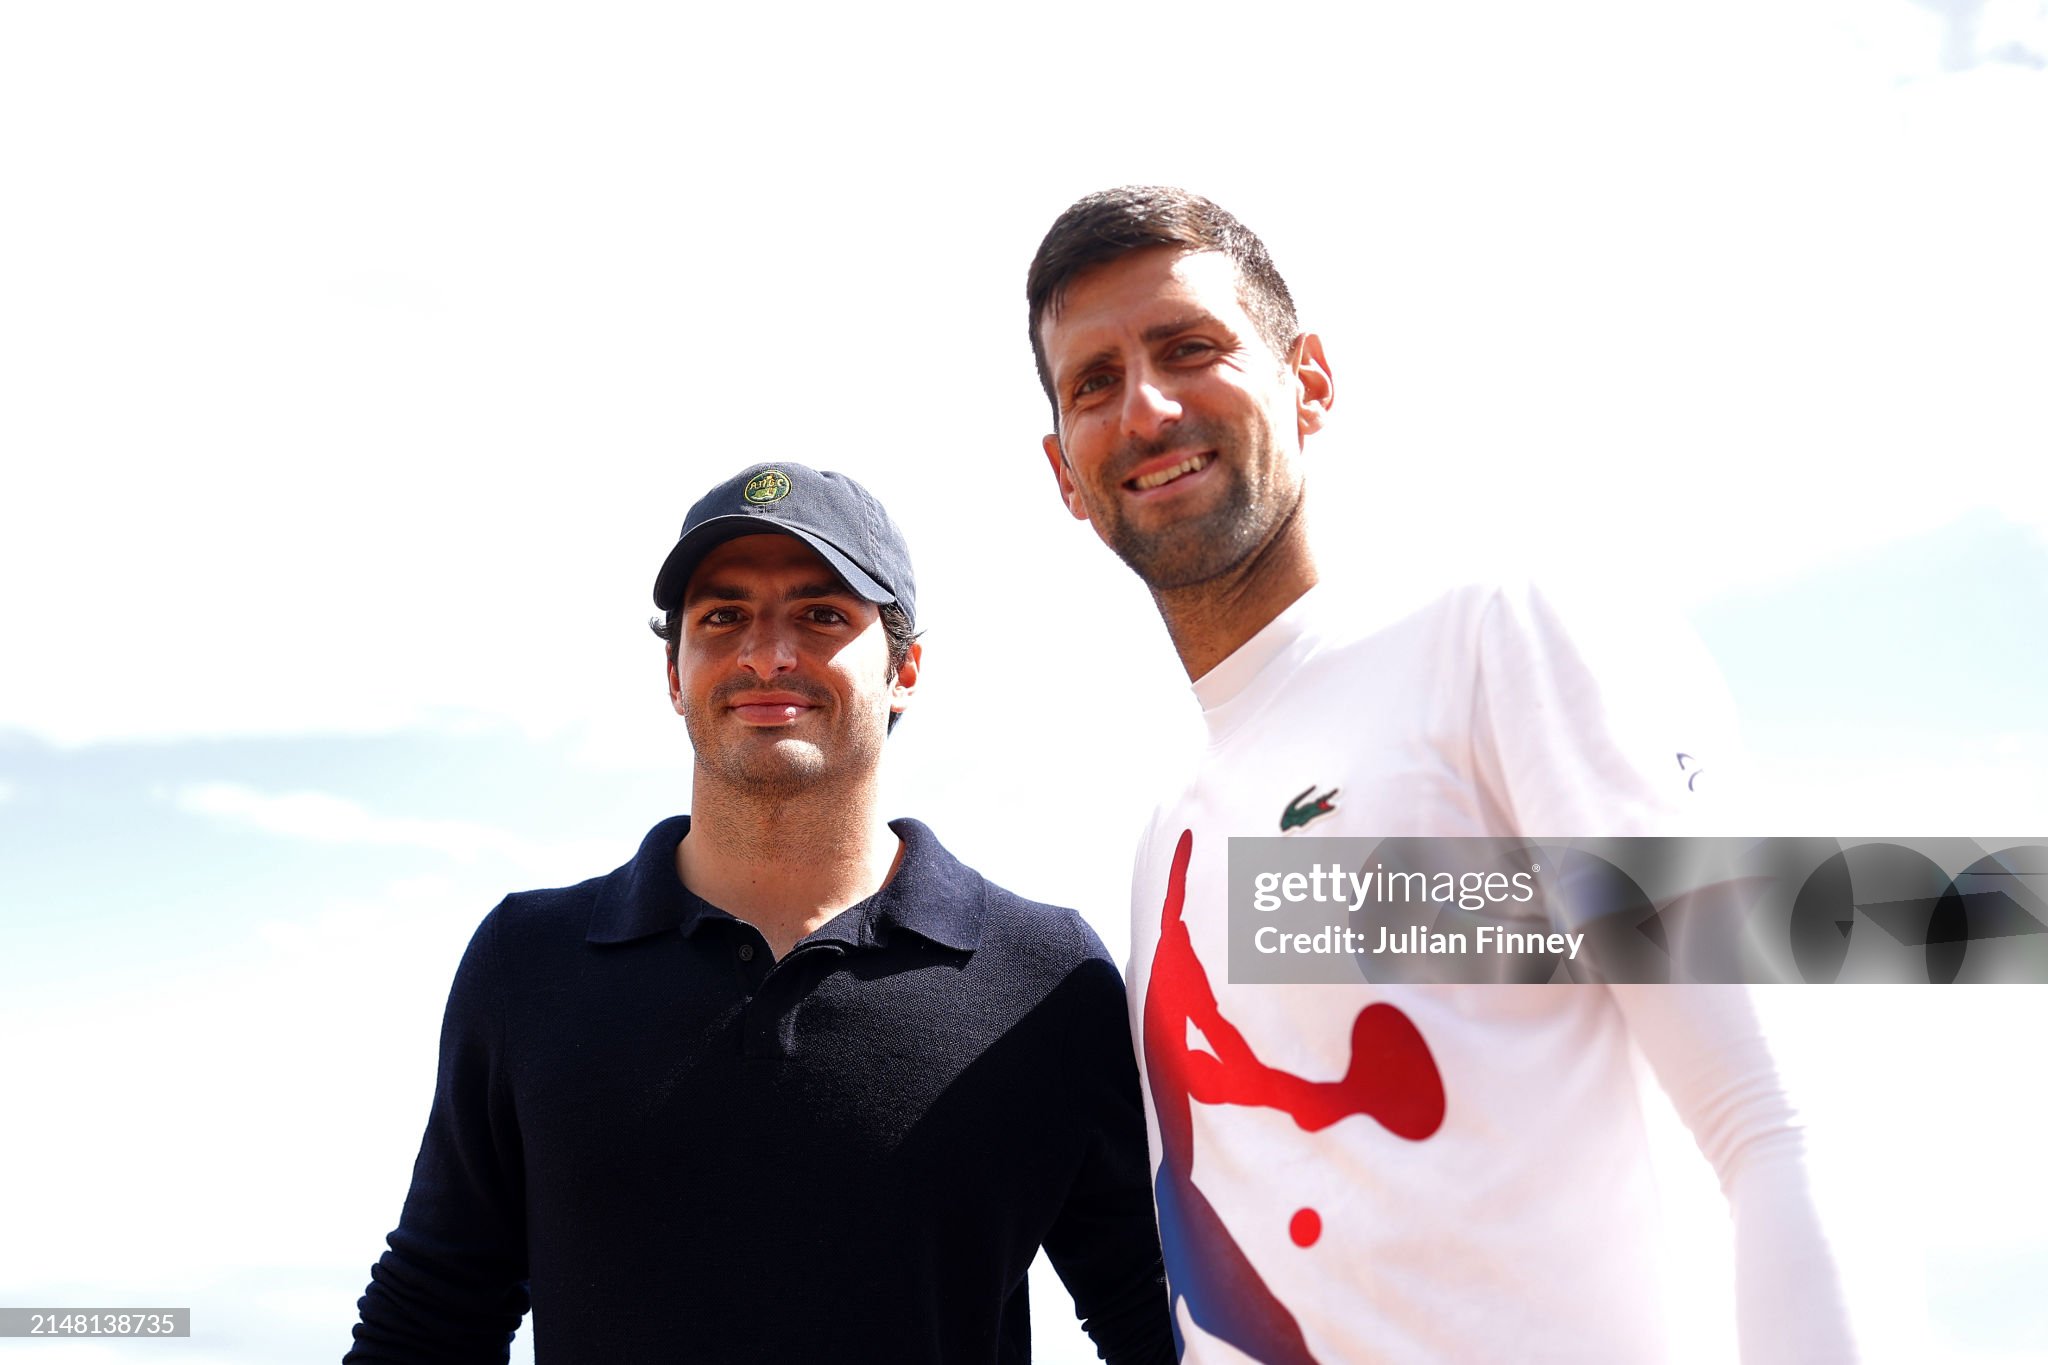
left=802, top=604, right=851, bottom=626
left=698, top=605, right=743, bottom=627
left=1167, top=337, right=1215, bottom=361
left=1072, top=370, right=1116, bottom=401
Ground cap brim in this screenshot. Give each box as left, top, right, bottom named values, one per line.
left=652, top=515, right=894, bottom=612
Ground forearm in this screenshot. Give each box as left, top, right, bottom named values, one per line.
left=1610, top=984, right=1857, bottom=1364
left=1072, top=1263, right=1175, bottom=1365
left=1051, top=953, right=1177, bottom=1365
left=348, top=1232, right=528, bottom=1364
left=1725, top=1133, right=1857, bottom=1365
left=349, top=909, right=530, bottom=1363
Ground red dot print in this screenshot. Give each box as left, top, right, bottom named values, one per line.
left=1289, top=1207, right=1321, bottom=1247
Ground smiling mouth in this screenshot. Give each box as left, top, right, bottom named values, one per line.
left=1126, top=452, right=1213, bottom=492
left=732, top=702, right=808, bottom=719
left=724, top=693, right=822, bottom=726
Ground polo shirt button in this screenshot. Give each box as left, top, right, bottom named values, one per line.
left=737, top=943, right=755, bottom=962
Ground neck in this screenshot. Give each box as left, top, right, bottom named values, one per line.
left=1152, top=496, right=1318, bottom=680
left=677, top=769, right=902, bottom=960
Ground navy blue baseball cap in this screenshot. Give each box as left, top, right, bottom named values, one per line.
left=652, top=462, right=917, bottom=624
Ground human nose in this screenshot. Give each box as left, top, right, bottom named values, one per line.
left=1120, top=363, right=1183, bottom=441
left=735, top=616, right=799, bottom=678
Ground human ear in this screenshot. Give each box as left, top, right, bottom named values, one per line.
left=1293, top=333, right=1335, bottom=439
left=889, top=640, right=922, bottom=716
left=667, top=650, right=685, bottom=715
left=1041, top=433, right=1090, bottom=521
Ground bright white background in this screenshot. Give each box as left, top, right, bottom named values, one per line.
left=2, top=2, right=2044, bottom=1361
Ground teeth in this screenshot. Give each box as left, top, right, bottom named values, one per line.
left=1132, top=453, right=1211, bottom=491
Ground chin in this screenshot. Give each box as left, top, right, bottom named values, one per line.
left=697, top=740, right=826, bottom=793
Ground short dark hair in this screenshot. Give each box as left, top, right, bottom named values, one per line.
left=649, top=599, right=921, bottom=734
left=1026, top=186, right=1300, bottom=423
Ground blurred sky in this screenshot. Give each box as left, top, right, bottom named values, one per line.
left=2, top=2, right=2045, bottom=1362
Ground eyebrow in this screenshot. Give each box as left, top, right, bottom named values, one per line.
left=1059, top=314, right=1221, bottom=389
left=683, top=580, right=856, bottom=608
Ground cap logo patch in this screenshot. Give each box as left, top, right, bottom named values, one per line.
left=743, top=470, right=791, bottom=505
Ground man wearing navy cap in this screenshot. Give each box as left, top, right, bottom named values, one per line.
left=349, top=462, right=1172, bottom=1363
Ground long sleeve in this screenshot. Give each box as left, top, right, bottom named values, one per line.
left=1473, top=581, right=1856, bottom=1360
left=1612, top=984, right=1858, bottom=1365
left=347, top=908, right=530, bottom=1364
left=1041, top=943, right=1176, bottom=1365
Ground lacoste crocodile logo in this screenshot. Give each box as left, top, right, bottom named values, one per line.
left=1280, top=785, right=1339, bottom=832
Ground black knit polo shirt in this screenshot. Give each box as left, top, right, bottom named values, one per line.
left=348, top=815, right=1171, bottom=1364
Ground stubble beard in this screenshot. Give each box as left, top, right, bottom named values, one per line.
left=683, top=681, right=885, bottom=804
left=1093, top=422, right=1295, bottom=593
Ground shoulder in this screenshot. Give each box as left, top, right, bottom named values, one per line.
left=974, top=873, right=1119, bottom=974
left=1292, top=575, right=1503, bottom=677
left=1462, top=574, right=1719, bottom=678
left=1472, top=574, right=1737, bottom=735
left=1460, top=576, right=1746, bottom=832
left=429, top=871, right=614, bottom=1034
left=893, top=838, right=1134, bottom=1045
left=1302, top=570, right=1667, bottom=661
left=469, top=820, right=676, bottom=965
left=933, top=844, right=1128, bottom=1001
left=1317, top=574, right=1610, bottom=663
left=890, top=817, right=1114, bottom=970
left=1328, top=571, right=1732, bottom=719
left=487, top=874, right=609, bottom=943
left=435, top=878, right=604, bottom=1011
left=968, top=879, right=1136, bottom=1059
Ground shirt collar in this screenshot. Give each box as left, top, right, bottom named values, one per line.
left=1190, top=583, right=1325, bottom=714
left=585, top=814, right=983, bottom=954
left=1190, top=584, right=1330, bottom=750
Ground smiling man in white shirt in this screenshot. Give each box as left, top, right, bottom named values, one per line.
left=1024, top=185, right=1857, bottom=1365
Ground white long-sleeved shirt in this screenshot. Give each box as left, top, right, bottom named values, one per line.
left=1127, top=579, right=1855, bottom=1364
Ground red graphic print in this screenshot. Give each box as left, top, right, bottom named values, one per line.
left=1144, top=829, right=1444, bottom=1362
